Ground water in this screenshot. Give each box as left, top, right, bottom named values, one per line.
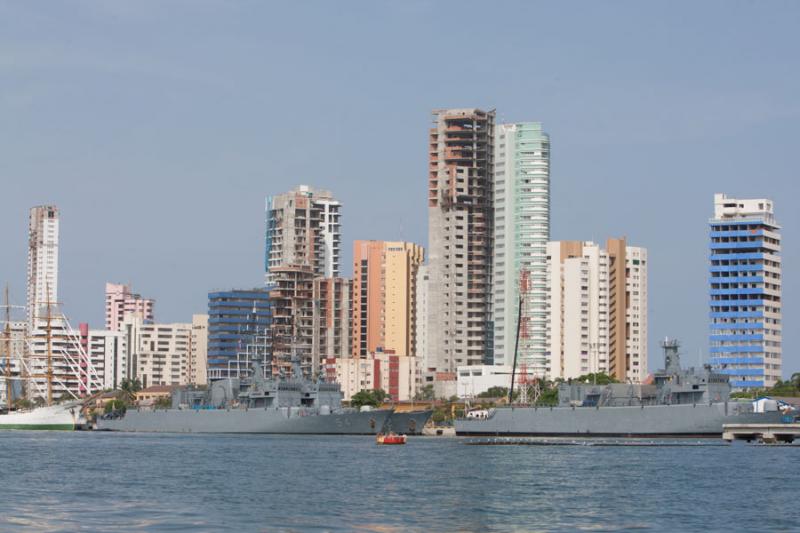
left=1, top=432, right=798, bottom=532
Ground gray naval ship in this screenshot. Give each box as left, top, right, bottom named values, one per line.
left=97, top=361, right=430, bottom=435
left=456, top=339, right=793, bottom=437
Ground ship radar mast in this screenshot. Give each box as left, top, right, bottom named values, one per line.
left=661, top=338, right=682, bottom=374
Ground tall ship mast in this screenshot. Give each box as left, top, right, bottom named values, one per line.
left=3, top=285, right=12, bottom=408
left=0, top=283, right=83, bottom=430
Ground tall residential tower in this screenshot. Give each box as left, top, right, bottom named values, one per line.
left=709, top=193, right=781, bottom=388
left=27, top=205, right=59, bottom=327
left=546, top=239, right=647, bottom=382
left=492, top=122, right=550, bottom=375
left=426, top=108, right=495, bottom=380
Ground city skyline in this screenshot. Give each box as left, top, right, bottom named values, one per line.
left=1, top=2, right=798, bottom=376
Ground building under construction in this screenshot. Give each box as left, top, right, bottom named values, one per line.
left=425, top=108, right=495, bottom=380
left=269, top=265, right=315, bottom=377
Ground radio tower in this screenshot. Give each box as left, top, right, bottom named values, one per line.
left=516, top=270, right=540, bottom=405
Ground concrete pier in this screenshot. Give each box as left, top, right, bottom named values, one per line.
left=722, top=423, right=800, bottom=443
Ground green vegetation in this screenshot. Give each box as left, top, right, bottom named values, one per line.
left=350, top=389, right=388, bottom=408
left=154, top=396, right=172, bottom=409
left=118, top=378, right=142, bottom=404
left=413, top=384, right=435, bottom=401
left=535, top=386, right=559, bottom=406
left=13, top=398, right=34, bottom=410
left=104, top=399, right=127, bottom=414
left=477, top=386, right=510, bottom=399
left=730, top=374, right=800, bottom=399
left=573, top=372, right=618, bottom=385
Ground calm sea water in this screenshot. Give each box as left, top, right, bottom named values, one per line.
left=0, top=431, right=798, bottom=532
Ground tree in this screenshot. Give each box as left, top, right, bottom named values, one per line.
left=477, top=386, right=509, bottom=399
left=350, top=389, right=388, bottom=408
left=414, top=384, right=435, bottom=401
left=13, top=398, right=33, bottom=410
left=104, top=399, right=126, bottom=414
left=574, top=373, right=618, bottom=385
left=118, top=378, right=142, bottom=403
left=154, top=396, right=172, bottom=409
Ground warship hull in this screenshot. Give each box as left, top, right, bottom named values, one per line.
left=455, top=403, right=788, bottom=437
left=383, top=410, right=433, bottom=435
left=97, top=407, right=393, bottom=435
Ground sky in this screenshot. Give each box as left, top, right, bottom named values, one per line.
left=1, top=1, right=798, bottom=376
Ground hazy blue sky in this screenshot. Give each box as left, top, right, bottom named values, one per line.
left=1, top=1, right=797, bottom=375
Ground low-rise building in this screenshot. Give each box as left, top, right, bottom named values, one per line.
left=324, top=352, right=417, bottom=402
left=456, top=365, right=513, bottom=399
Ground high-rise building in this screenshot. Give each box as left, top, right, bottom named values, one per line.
left=426, top=108, right=495, bottom=379
left=546, top=239, right=647, bottom=382
left=189, top=314, right=209, bottom=386
left=28, top=311, right=96, bottom=400
left=136, top=322, right=192, bottom=387
left=105, top=282, right=155, bottom=332
left=709, top=193, right=781, bottom=388
left=83, top=326, right=127, bottom=390
left=207, top=289, right=272, bottom=380
left=415, top=264, right=429, bottom=377
left=492, top=122, right=550, bottom=375
left=265, top=185, right=341, bottom=285
left=27, top=205, right=59, bottom=327
left=269, top=265, right=315, bottom=377
left=352, top=241, right=424, bottom=358
left=312, top=277, right=352, bottom=364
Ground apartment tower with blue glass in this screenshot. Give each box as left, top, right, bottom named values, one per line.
left=709, top=193, right=782, bottom=389
left=207, top=288, right=272, bottom=380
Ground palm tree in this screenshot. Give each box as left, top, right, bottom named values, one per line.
left=118, top=378, right=142, bottom=404
left=791, top=372, right=800, bottom=390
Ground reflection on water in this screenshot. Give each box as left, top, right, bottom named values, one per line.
left=0, top=432, right=798, bottom=532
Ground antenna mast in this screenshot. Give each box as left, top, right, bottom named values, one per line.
left=3, top=285, right=11, bottom=409
left=46, top=284, right=54, bottom=406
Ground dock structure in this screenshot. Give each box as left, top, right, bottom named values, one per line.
left=722, top=424, right=800, bottom=444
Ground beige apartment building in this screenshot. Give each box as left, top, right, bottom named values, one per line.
left=352, top=240, right=424, bottom=358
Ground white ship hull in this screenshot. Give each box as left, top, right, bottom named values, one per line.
left=0, top=402, right=83, bottom=430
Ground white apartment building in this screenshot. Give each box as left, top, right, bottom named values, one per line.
left=546, top=239, right=647, bottom=382
left=324, top=353, right=417, bottom=402
left=137, top=322, right=192, bottom=388
left=190, top=314, right=208, bottom=386
left=28, top=312, right=101, bottom=400
left=415, top=264, right=429, bottom=384
left=86, top=329, right=128, bottom=390
left=27, top=206, right=59, bottom=327
left=493, top=122, right=550, bottom=374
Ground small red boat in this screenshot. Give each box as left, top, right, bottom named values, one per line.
left=376, top=432, right=407, bottom=445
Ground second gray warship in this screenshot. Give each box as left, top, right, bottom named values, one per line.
left=456, top=339, right=793, bottom=437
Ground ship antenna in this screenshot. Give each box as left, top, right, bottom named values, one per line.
left=508, top=294, right=523, bottom=405
left=3, top=284, right=11, bottom=409
left=45, top=283, right=54, bottom=406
